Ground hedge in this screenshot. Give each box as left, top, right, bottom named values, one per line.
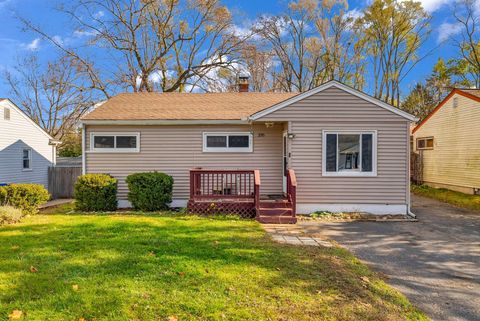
left=0, top=206, right=23, bottom=225
left=126, top=172, right=174, bottom=211
left=0, top=184, right=50, bottom=215
left=74, top=174, right=118, bottom=211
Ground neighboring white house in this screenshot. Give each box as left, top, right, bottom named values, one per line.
left=0, top=98, right=59, bottom=188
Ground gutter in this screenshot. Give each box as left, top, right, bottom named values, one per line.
left=81, top=123, right=86, bottom=175
left=80, top=119, right=250, bottom=126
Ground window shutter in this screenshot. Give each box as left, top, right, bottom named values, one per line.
left=361, top=134, right=373, bottom=172
left=326, top=134, right=337, bottom=172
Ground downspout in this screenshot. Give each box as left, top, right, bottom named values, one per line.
left=81, top=123, right=86, bottom=175
left=406, top=121, right=416, bottom=219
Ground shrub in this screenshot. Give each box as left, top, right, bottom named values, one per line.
left=0, top=206, right=23, bottom=225
left=0, top=184, right=50, bottom=215
left=126, top=172, right=174, bottom=211
left=74, top=174, right=118, bottom=211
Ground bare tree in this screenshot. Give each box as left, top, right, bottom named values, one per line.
left=453, top=0, right=480, bottom=88
left=22, top=0, right=250, bottom=93
left=254, top=0, right=321, bottom=92
left=359, top=0, right=431, bottom=105
left=313, top=0, right=365, bottom=89
left=3, top=55, right=95, bottom=140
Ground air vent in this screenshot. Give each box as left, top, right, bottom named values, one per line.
left=453, top=97, right=458, bottom=108
left=4, top=107, right=10, bottom=120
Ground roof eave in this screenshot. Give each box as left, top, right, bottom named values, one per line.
left=80, top=119, right=250, bottom=125
left=249, top=80, right=418, bottom=122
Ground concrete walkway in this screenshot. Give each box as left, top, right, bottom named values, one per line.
left=39, top=198, right=73, bottom=209
left=265, top=195, right=480, bottom=321
left=263, top=224, right=333, bottom=247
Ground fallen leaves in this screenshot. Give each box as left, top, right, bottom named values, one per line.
left=178, top=272, right=186, bottom=277
left=8, top=310, right=23, bottom=320
left=29, top=266, right=38, bottom=273
left=167, top=316, right=178, bottom=321
left=72, top=284, right=79, bottom=291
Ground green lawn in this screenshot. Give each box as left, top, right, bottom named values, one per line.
left=0, top=205, right=427, bottom=320
left=412, top=184, right=480, bottom=212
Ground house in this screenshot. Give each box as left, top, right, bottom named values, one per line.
left=412, top=89, right=480, bottom=195
left=80, top=80, right=416, bottom=223
left=0, top=99, right=60, bottom=188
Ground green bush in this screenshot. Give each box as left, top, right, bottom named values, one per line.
left=0, top=184, right=50, bottom=215
left=74, top=174, right=118, bottom=211
left=126, top=172, right=174, bottom=211
left=0, top=205, right=23, bottom=225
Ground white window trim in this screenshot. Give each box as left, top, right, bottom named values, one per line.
left=89, top=132, right=140, bottom=153
left=416, top=136, right=434, bottom=150
left=322, top=130, right=377, bottom=177
left=202, top=132, right=253, bottom=153
left=22, top=148, right=32, bottom=171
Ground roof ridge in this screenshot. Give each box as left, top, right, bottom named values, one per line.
left=114, top=91, right=296, bottom=95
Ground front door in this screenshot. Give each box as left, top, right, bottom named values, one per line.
left=282, top=131, right=288, bottom=193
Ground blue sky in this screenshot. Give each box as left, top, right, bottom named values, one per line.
left=0, top=0, right=465, bottom=98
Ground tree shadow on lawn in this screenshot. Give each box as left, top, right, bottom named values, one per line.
left=0, top=216, right=424, bottom=320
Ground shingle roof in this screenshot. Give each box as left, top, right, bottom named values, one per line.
left=82, top=92, right=298, bottom=121
left=460, top=89, right=480, bottom=98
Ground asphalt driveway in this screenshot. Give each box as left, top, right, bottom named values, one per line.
left=301, top=195, right=480, bottom=321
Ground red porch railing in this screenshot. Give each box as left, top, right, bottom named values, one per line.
left=286, top=169, right=297, bottom=216
left=189, top=169, right=256, bottom=200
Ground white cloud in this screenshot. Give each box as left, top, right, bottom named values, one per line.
left=73, top=29, right=98, bottom=38
left=93, top=10, right=104, bottom=19
left=52, top=35, right=62, bottom=44
left=25, top=38, right=40, bottom=50
left=415, top=0, right=453, bottom=12
left=437, top=21, right=462, bottom=43
left=344, top=8, right=363, bottom=20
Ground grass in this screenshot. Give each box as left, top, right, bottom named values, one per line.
left=0, top=204, right=428, bottom=321
left=412, top=184, right=480, bottom=212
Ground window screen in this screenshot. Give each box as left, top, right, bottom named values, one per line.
left=23, top=149, right=31, bottom=169
left=326, top=134, right=337, bottom=172
left=116, top=136, right=137, bottom=148
left=228, top=135, right=249, bottom=148
left=362, top=134, right=373, bottom=172
left=206, top=136, right=227, bottom=148
left=94, top=136, right=115, bottom=148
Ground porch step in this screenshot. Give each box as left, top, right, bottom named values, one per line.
left=258, top=207, right=293, bottom=216
left=256, top=215, right=297, bottom=224
left=258, top=201, right=292, bottom=208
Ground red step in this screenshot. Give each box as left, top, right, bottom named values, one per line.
left=258, top=201, right=292, bottom=208
left=258, top=208, right=293, bottom=216
left=256, top=216, right=297, bottom=224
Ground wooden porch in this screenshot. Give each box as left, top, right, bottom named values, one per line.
left=188, top=169, right=297, bottom=224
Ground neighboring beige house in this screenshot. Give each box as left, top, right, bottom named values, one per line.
left=80, top=80, right=416, bottom=223
left=412, top=89, right=480, bottom=195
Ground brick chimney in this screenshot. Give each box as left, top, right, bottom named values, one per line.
left=238, top=75, right=249, bottom=92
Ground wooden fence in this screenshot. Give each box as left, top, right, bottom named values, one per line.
left=410, top=151, right=423, bottom=184
left=48, top=166, right=82, bottom=199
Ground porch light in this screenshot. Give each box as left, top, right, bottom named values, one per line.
left=287, top=133, right=296, bottom=139
left=265, top=122, right=274, bottom=128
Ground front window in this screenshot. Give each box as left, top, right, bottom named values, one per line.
left=23, top=149, right=32, bottom=170
left=323, top=131, right=376, bottom=176
left=91, top=133, right=139, bottom=152
left=203, top=132, right=252, bottom=152
left=416, top=137, right=433, bottom=150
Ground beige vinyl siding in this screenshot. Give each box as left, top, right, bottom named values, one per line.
left=259, top=86, right=409, bottom=205
left=413, top=93, right=480, bottom=193
left=85, top=124, right=283, bottom=200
